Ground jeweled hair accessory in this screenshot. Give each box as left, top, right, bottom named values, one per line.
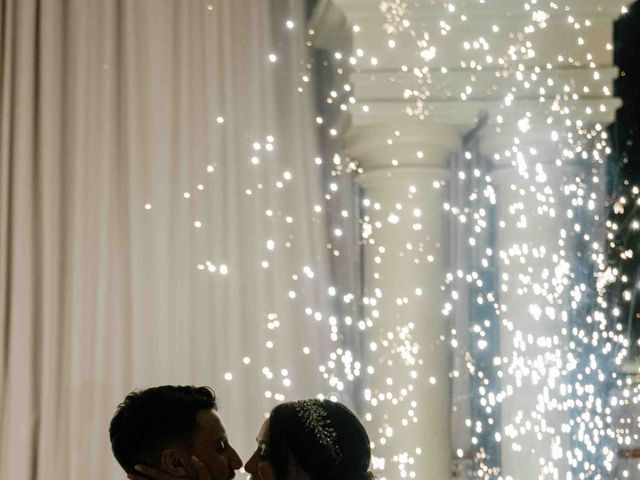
left=292, top=399, right=342, bottom=461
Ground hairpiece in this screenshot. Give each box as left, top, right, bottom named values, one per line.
left=292, top=399, right=342, bottom=461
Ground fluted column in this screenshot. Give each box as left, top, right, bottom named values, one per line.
left=349, top=123, right=460, bottom=480
left=477, top=126, right=582, bottom=480
left=310, top=1, right=480, bottom=478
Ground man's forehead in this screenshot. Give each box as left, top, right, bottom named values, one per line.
left=197, top=409, right=226, bottom=436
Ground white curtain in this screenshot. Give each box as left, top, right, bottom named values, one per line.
left=0, top=1, right=341, bottom=478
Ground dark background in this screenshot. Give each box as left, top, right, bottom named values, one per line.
left=608, top=1, right=640, bottom=355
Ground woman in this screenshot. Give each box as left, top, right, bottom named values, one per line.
left=131, top=399, right=373, bottom=480
left=245, top=399, right=373, bottom=480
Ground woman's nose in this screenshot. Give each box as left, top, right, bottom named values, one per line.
left=244, top=453, right=257, bottom=474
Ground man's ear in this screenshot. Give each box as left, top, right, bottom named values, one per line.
left=160, top=448, right=189, bottom=477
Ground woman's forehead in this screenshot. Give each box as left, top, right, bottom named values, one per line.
left=257, top=418, right=270, bottom=442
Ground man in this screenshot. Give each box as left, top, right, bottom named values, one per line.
left=110, top=385, right=242, bottom=480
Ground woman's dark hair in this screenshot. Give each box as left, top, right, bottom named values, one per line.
left=109, top=385, right=217, bottom=473
left=267, top=399, right=373, bottom=480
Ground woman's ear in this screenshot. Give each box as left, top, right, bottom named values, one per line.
left=286, top=463, right=311, bottom=480
left=257, top=462, right=277, bottom=480
left=160, top=448, right=189, bottom=476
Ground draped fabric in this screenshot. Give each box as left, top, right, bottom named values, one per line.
left=0, top=1, right=341, bottom=478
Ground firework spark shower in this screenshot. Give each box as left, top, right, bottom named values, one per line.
left=0, top=1, right=638, bottom=480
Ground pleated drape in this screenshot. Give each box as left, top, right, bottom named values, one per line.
left=0, top=1, right=339, bottom=478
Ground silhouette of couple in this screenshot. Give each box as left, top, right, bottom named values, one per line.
left=110, top=386, right=374, bottom=480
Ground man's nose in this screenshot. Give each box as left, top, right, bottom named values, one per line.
left=230, top=448, right=243, bottom=469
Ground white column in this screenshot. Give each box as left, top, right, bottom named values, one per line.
left=348, top=123, right=460, bottom=480
left=310, top=3, right=478, bottom=477
left=477, top=126, right=583, bottom=480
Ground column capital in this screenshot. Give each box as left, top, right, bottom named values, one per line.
left=476, top=123, right=563, bottom=158
left=355, top=166, right=450, bottom=192
left=346, top=122, right=461, bottom=174
left=475, top=120, right=608, bottom=175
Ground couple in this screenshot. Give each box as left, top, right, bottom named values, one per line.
left=109, top=385, right=373, bottom=480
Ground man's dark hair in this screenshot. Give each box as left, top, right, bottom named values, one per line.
left=109, top=385, right=217, bottom=473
